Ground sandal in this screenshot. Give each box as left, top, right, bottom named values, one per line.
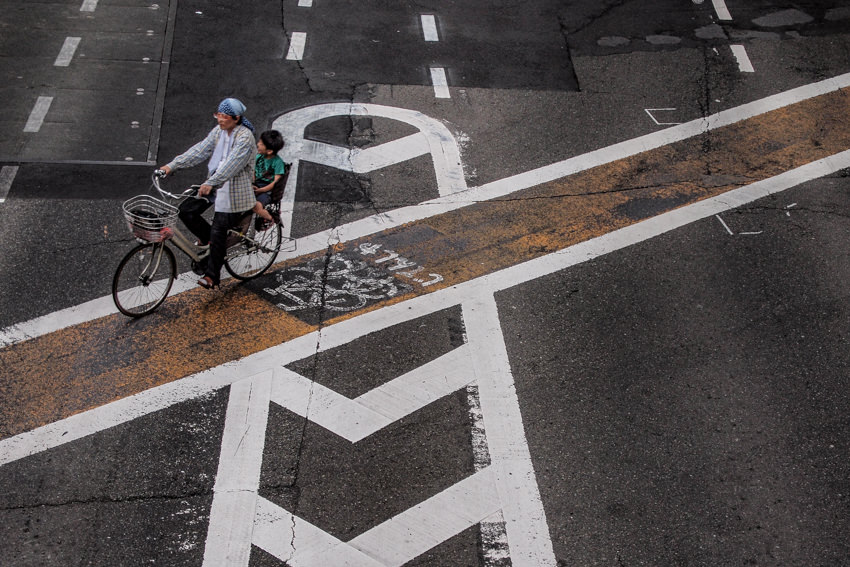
left=197, top=276, right=219, bottom=289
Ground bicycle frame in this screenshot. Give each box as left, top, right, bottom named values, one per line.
left=114, top=172, right=285, bottom=317
left=150, top=173, right=269, bottom=257
left=164, top=224, right=208, bottom=264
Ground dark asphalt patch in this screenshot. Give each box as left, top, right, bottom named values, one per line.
left=0, top=389, right=229, bottom=566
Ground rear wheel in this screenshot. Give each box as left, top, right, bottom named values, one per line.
left=224, top=221, right=282, bottom=280
left=112, top=243, right=176, bottom=317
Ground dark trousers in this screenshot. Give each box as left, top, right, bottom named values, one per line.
left=178, top=196, right=214, bottom=244
left=206, top=211, right=244, bottom=284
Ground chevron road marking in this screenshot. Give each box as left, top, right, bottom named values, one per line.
left=200, top=293, right=555, bottom=566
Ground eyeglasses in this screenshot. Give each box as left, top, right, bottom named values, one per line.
left=213, top=112, right=237, bottom=119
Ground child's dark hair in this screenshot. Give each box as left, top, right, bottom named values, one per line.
left=260, top=130, right=284, bottom=154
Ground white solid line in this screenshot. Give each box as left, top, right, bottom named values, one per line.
left=431, top=67, right=450, bottom=98
left=2, top=72, right=850, bottom=347
left=80, top=0, right=97, bottom=11
left=202, top=373, right=273, bottom=567
left=712, top=0, right=732, bottom=20
left=286, top=32, right=307, bottom=60
left=421, top=14, right=439, bottom=41
left=716, top=214, right=734, bottom=234
left=0, top=166, right=18, bottom=203
left=24, top=96, right=53, bottom=133
left=54, top=37, right=81, bottom=67
left=731, top=44, right=755, bottom=72
left=462, top=297, right=557, bottom=565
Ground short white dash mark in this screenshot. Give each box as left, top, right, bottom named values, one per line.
left=731, top=45, right=755, bottom=72
left=286, top=32, right=307, bottom=60
left=54, top=37, right=81, bottom=67
left=0, top=166, right=19, bottom=203
left=430, top=67, right=450, bottom=98
left=24, top=97, right=53, bottom=133
left=712, top=0, right=732, bottom=20
left=421, top=15, right=439, bottom=41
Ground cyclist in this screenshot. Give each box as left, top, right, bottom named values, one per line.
left=158, top=98, right=256, bottom=289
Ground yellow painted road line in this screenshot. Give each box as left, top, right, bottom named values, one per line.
left=3, top=149, right=850, bottom=466
left=1, top=79, right=849, bottom=442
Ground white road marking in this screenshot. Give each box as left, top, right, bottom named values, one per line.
left=269, top=345, right=474, bottom=442
left=712, top=0, right=732, bottom=20
left=4, top=137, right=845, bottom=464
left=3, top=145, right=850, bottom=469
left=23, top=96, right=53, bottom=133
left=0, top=166, right=18, bottom=204
left=6, top=150, right=850, bottom=565
left=421, top=14, right=439, bottom=41
left=80, top=0, right=98, bottom=11
left=430, top=67, right=450, bottom=98
left=731, top=44, right=755, bottom=72
left=298, top=0, right=313, bottom=5
left=202, top=372, right=273, bottom=567
left=202, top=292, right=554, bottom=565
left=716, top=214, right=734, bottom=235
left=286, top=32, right=307, bottom=60
left=54, top=37, right=81, bottom=67
left=462, top=296, right=557, bottom=565
left=645, top=108, right=681, bottom=125
left=2, top=72, right=850, bottom=346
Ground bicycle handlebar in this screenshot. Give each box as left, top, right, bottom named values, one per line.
left=151, top=170, right=205, bottom=202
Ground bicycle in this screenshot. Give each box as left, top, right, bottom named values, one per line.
left=112, top=171, right=286, bottom=317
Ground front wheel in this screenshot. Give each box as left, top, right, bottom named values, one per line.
left=224, top=221, right=282, bottom=280
left=112, top=243, right=176, bottom=317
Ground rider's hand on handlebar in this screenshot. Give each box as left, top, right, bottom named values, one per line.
left=156, top=166, right=172, bottom=177
left=198, top=184, right=213, bottom=196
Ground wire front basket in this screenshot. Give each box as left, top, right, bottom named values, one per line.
left=123, top=195, right=179, bottom=242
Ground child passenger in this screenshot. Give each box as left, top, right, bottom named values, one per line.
left=252, top=130, right=287, bottom=223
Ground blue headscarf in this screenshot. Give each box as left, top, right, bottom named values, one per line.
left=217, top=98, right=254, bottom=133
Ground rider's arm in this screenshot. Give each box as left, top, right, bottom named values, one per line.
left=164, top=128, right=218, bottom=173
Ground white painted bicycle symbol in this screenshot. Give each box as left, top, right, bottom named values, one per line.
left=263, top=255, right=413, bottom=312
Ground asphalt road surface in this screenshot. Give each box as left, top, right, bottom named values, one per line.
left=1, top=0, right=850, bottom=565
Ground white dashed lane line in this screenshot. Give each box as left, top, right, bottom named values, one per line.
left=0, top=166, right=18, bottom=204
left=54, top=37, right=81, bottom=67
left=711, top=0, right=732, bottom=20
left=421, top=14, right=449, bottom=98
left=731, top=44, right=755, bottom=72
left=287, top=31, right=307, bottom=60
left=80, top=0, right=97, bottom=12
left=24, top=97, right=53, bottom=133
left=430, top=67, right=450, bottom=98
left=421, top=14, right=439, bottom=42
